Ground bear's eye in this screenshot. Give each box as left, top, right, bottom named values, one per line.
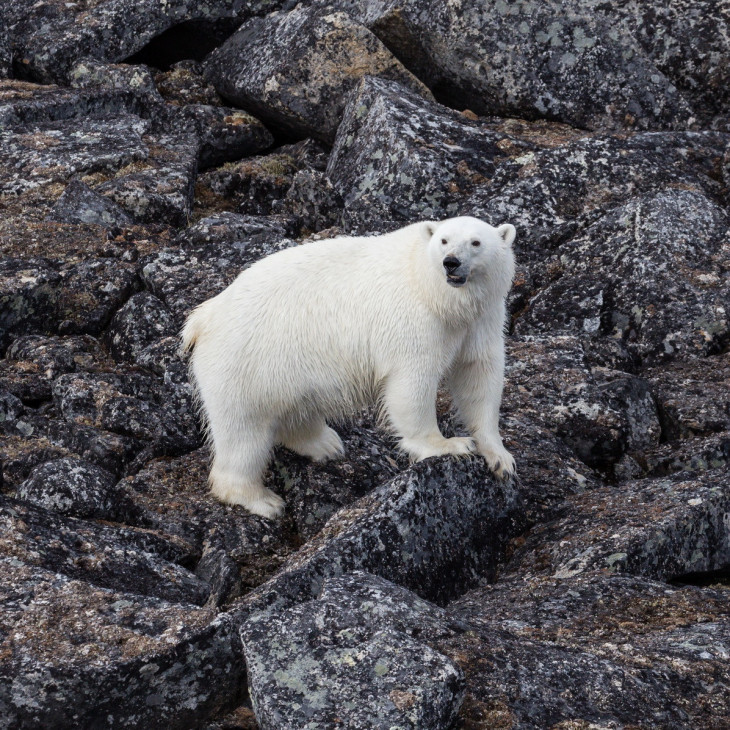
left=471, top=240, right=481, bottom=247
left=441, top=238, right=447, bottom=245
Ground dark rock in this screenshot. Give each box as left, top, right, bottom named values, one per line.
left=198, top=138, right=329, bottom=217
left=154, top=61, right=224, bottom=107
left=242, top=573, right=464, bottom=729
left=120, top=450, right=298, bottom=605
left=350, top=0, right=695, bottom=130
left=275, top=169, right=343, bottom=233
left=12, top=0, right=289, bottom=84
left=327, top=76, right=533, bottom=231
left=442, top=571, right=730, bottom=728
left=15, top=456, right=132, bottom=521
left=141, top=214, right=295, bottom=323
left=48, top=178, right=134, bottom=227
left=504, top=336, right=662, bottom=474
left=516, top=189, right=730, bottom=365
left=0, top=256, right=139, bottom=351
left=507, top=469, right=730, bottom=582
left=68, top=59, right=162, bottom=101
left=236, top=456, right=523, bottom=617
left=204, top=5, right=432, bottom=143
left=0, top=495, right=208, bottom=604
left=0, top=558, right=244, bottom=729
left=105, top=292, right=177, bottom=364
left=178, top=104, right=274, bottom=169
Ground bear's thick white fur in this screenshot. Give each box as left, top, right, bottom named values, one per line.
left=182, top=216, right=516, bottom=518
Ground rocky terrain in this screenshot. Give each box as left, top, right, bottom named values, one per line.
left=1, top=1, right=729, bottom=728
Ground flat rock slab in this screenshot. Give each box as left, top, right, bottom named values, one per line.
left=205, top=5, right=432, bottom=143
left=0, top=558, right=244, bottom=729
left=242, top=571, right=464, bottom=730
left=442, top=571, right=730, bottom=728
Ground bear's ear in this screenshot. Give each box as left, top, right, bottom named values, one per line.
left=497, top=223, right=516, bottom=247
left=424, top=221, right=436, bottom=237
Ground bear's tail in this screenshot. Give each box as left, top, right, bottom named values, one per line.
left=180, top=303, right=208, bottom=354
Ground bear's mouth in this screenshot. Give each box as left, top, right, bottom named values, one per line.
left=446, top=273, right=467, bottom=287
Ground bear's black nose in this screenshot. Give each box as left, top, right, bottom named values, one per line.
left=443, top=256, right=461, bottom=274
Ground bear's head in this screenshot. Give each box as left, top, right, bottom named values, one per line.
left=426, top=216, right=516, bottom=295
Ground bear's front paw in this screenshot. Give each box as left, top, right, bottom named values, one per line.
left=479, top=444, right=516, bottom=479
left=403, top=435, right=476, bottom=461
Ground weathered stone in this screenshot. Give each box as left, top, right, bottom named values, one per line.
left=275, top=168, right=343, bottom=233
left=198, top=138, right=328, bottom=218
left=236, top=457, right=523, bottom=617
left=327, top=76, right=533, bottom=231
left=516, top=189, right=730, bottom=365
left=120, top=450, right=298, bottom=605
left=141, top=214, right=295, bottom=323
left=14, top=456, right=130, bottom=521
left=154, top=60, right=224, bottom=107
left=48, top=178, right=134, bottom=227
left=507, top=469, right=730, bottom=582
left=243, top=574, right=464, bottom=730
left=205, top=5, right=432, bottom=143
left=68, top=59, right=161, bottom=101
left=0, top=496, right=208, bottom=604
left=105, top=291, right=177, bottom=364
left=442, top=571, right=730, bottom=728
left=0, top=558, right=244, bottom=729
left=349, top=0, right=695, bottom=130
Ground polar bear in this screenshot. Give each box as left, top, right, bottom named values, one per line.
left=182, top=216, right=516, bottom=518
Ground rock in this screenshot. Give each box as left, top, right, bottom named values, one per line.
left=0, top=558, right=244, bottom=729
left=327, top=76, right=533, bottom=231
left=275, top=169, right=343, bottom=233
left=0, top=495, right=208, bottom=604
left=12, top=0, right=287, bottom=84
left=15, top=456, right=130, bottom=521
left=120, top=450, right=298, bottom=605
left=198, top=138, right=329, bottom=218
left=507, top=469, right=730, bottom=582
left=154, top=61, right=224, bottom=107
left=236, top=456, right=523, bottom=617
left=516, top=189, right=730, bottom=365
left=242, top=574, right=464, bottom=729
left=504, top=336, right=662, bottom=474
left=204, top=5, right=433, bottom=143
left=105, top=292, right=177, bottom=364
left=442, top=571, right=730, bottom=728
left=68, top=59, right=162, bottom=101
left=350, top=0, right=694, bottom=130
left=48, top=178, right=135, bottom=227
left=141, top=214, right=295, bottom=323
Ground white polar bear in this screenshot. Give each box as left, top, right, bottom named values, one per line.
left=182, top=216, right=516, bottom=518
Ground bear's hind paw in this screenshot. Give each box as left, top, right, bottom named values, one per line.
left=480, top=446, right=516, bottom=479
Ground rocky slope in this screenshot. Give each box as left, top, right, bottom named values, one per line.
left=1, top=1, right=729, bottom=728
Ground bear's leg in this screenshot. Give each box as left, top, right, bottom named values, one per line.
left=277, top=418, right=345, bottom=461
left=383, top=372, right=476, bottom=461
left=208, top=418, right=285, bottom=519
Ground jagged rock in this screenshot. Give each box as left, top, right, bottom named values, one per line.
left=48, top=178, right=135, bottom=227
left=11, top=0, right=288, bottom=84
left=141, top=214, right=295, bottom=323
left=516, top=189, right=730, bottom=365
left=275, top=169, right=343, bottom=232
left=0, top=256, right=139, bottom=351
left=0, top=495, right=208, bottom=603
left=177, top=104, right=273, bottom=169
left=105, top=292, right=177, bottom=364
left=442, top=571, right=730, bottom=728
left=15, top=456, right=129, bottom=521
left=198, top=138, right=328, bottom=217
left=51, top=370, right=200, bottom=459
left=68, top=59, right=161, bottom=101
left=204, top=5, right=433, bottom=143
left=242, top=572, right=464, bottom=730
left=120, top=450, right=297, bottom=604
left=236, top=457, right=523, bottom=617
left=507, top=469, right=730, bottom=582
left=154, top=61, right=223, bottom=107
left=327, top=76, right=533, bottom=231
left=348, top=0, right=694, bottom=130
left=0, top=558, right=244, bottom=729
left=503, top=336, right=662, bottom=474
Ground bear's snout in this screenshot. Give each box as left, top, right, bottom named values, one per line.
left=443, top=255, right=467, bottom=286
left=443, top=256, right=461, bottom=274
